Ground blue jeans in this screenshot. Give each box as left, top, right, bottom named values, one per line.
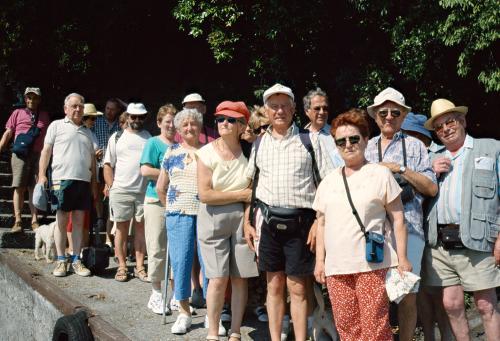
left=166, top=213, right=207, bottom=300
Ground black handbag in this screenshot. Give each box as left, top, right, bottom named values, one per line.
left=12, top=112, right=40, bottom=158
left=378, top=135, right=415, bottom=203
left=439, top=226, right=465, bottom=250
left=342, top=167, right=385, bottom=263
left=81, top=217, right=110, bottom=274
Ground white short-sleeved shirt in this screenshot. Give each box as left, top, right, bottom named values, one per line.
left=44, top=117, right=95, bottom=182
left=313, top=163, right=402, bottom=275
left=104, top=129, right=151, bottom=193
left=197, top=143, right=250, bottom=192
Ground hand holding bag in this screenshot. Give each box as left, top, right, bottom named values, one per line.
left=342, top=167, right=384, bottom=263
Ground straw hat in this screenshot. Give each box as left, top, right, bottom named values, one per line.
left=83, top=103, right=103, bottom=117
left=424, top=99, right=467, bottom=130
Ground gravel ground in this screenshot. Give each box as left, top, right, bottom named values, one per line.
left=7, top=248, right=271, bottom=341
left=5, top=247, right=493, bottom=341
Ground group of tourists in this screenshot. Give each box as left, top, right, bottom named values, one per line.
left=2, top=84, right=499, bottom=341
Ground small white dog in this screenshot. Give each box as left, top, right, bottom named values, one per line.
left=34, top=221, right=56, bottom=263
left=312, top=282, right=339, bottom=341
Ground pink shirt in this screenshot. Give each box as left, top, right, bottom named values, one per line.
left=5, top=108, right=50, bottom=153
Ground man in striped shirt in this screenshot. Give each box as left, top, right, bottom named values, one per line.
left=423, top=98, right=500, bottom=341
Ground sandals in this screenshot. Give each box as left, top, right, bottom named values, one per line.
left=229, top=332, right=241, bottom=340
left=115, top=267, right=128, bottom=282
left=206, top=337, right=219, bottom=341
left=134, top=267, right=149, bottom=282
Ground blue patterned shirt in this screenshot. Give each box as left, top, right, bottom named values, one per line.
left=365, top=131, right=436, bottom=238
left=304, top=122, right=344, bottom=168
left=91, top=116, right=121, bottom=167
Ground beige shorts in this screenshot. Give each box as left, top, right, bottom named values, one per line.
left=421, top=245, right=500, bottom=291
left=109, top=187, right=145, bottom=223
left=198, top=202, right=258, bottom=279
left=11, top=152, right=39, bottom=188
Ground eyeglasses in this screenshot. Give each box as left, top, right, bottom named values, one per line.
left=129, top=115, right=146, bottom=120
left=312, top=106, right=329, bottom=112
left=267, top=103, right=292, bottom=111
left=253, top=124, right=269, bottom=134
left=215, top=116, right=244, bottom=124
left=335, top=135, right=361, bottom=148
left=83, top=116, right=97, bottom=121
left=377, top=109, right=402, bottom=118
left=434, top=117, right=458, bottom=133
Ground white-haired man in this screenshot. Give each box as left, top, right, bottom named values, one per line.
left=38, top=93, right=97, bottom=277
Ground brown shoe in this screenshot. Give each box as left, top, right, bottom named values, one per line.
left=11, top=221, right=23, bottom=233
left=31, top=222, right=40, bottom=230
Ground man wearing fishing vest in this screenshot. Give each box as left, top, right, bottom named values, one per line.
left=422, top=98, right=500, bottom=341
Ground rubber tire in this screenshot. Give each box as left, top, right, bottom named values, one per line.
left=52, top=310, right=93, bottom=341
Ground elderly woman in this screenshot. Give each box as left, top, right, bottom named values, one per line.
left=197, top=101, right=258, bottom=341
left=140, top=104, right=177, bottom=314
left=156, top=108, right=204, bottom=334
left=313, top=109, right=412, bottom=341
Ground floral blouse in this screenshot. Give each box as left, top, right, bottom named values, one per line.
left=161, top=143, right=199, bottom=215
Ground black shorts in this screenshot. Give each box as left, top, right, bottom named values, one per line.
left=51, top=180, right=91, bottom=212
left=258, top=211, right=315, bottom=276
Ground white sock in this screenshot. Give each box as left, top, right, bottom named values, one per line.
left=152, top=287, right=161, bottom=295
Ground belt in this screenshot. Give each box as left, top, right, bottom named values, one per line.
left=438, top=224, right=459, bottom=229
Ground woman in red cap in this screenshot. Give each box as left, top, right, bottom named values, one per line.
left=197, top=101, right=259, bottom=341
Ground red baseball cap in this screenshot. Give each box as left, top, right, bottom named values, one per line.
left=214, top=101, right=250, bottom=122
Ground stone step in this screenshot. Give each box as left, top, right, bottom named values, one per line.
left=0, top=160, right=10, bottom=174
left=0, top=172, right=11, bottom=186
left=0, top=199, right=34, bottom=215
left=0, top=227, right=35, bottom=248
left=0, top=213, right=56, bottom=231
left=0, top=186, right=13, bottom=200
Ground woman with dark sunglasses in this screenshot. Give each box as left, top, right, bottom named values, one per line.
left=313, top=109, right=411, bottom=341
left=197, top=101, right=258, bottom=341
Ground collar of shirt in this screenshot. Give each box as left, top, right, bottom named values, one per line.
left=444, top=134, right=473, bottom=160
left=304, top=122, right=331, bottom=136
left=268, top=122, right=298, bottom=139
left=376, top=130, right=404, bottom=145
left=63, top=116, right=84, bottom=128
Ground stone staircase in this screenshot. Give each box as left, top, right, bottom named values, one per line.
left=0, top=152, right=56, bottom=248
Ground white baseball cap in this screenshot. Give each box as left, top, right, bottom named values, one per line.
left=367, top=87, right=411, bottom=118
left=24, top=87, right=41, bottom=96
left=263, top=83, right=294, bottom=103
left=126, top=103, right=148, bottom=115
left=182, top=93, right=205, bottom=104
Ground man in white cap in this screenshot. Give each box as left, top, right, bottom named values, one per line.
left=180, top=93, right=217, bottom=144
left=38, top=93, right=96, bottom=277
left=103, top=103, right=151, bottom=282
left=245, top=83, right=333, bottom=341
left=365, top=87, right=438, bottom=341
left=0, top=87, right=50, bottom=233
left=422, top=98, right=500, bottom=341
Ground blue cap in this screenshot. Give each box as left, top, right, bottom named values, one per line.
left=402, top=112, right=432, bottom=139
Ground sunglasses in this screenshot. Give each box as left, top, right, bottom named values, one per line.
left=129, top=115, right=146, bottom=120
left=83, top=116, right=97, bottom=121
left=434, top=117, right=458, bottom=133
left=377, top=109, right=402, bottom=118
left=215, top=116, right=244, bottom=124
left=335, top=135, right=361, bottom=148
left=253, top=124, right=269, bottom=134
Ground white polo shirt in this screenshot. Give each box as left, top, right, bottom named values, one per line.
left=104, top=129, right=151, bottom=193
left=44, top=117, right=95, bottom=182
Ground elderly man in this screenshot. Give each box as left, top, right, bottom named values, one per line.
left=177, top=93, right=217, bottom=144
left=422, top=98, right=500, bottom=341
left=303, top=87, right=343, bottom=167
left=0, top=87, right=50, bottom=233
left=103, top=103, right=151, bottom=282
left=38, top=93, right=97, bottom=277
left=365, top=87, right=438, bottom=341
left=245, top=83, right=333, bottom=341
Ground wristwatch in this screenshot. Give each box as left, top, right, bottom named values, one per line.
left=399, top=165, right=407, bottom=174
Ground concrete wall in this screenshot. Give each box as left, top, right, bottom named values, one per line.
left=0, top=260, right=63, bottom=341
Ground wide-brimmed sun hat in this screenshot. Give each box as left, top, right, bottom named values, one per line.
left=83, top=103, right=103, bottom=117
left=424, top=98, right=467, bottom=130
left=367, top=87, right=411, bottom=118
left=401, top=112, right=432, bottom=139
left=182, top=93, right=205, bottom=104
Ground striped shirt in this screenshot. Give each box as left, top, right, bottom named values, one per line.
left=246, top=123, right=333, bottom=209
left=366, top=131, right=436, bottom=238
left=436, top=135, right=500, bottom=224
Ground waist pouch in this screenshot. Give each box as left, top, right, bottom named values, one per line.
left=12, top=127, right=40, bottom=158
left=259, top=202, right=314, bottom=234
left=365, top=231, right=384, bottom=263
left=393, top=173, right=415, bottom=204
left=439, top=227, right=465, bottom=250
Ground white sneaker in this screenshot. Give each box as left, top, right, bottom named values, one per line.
left=204, top=315, right=226, bottom=336
left=170, top=298, right=195, bottom=313
left=171, top=313, right=192, bottom=334
left=281, top=315, right=290, bottom=341
left=147, top=292, right=171, bottom=315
